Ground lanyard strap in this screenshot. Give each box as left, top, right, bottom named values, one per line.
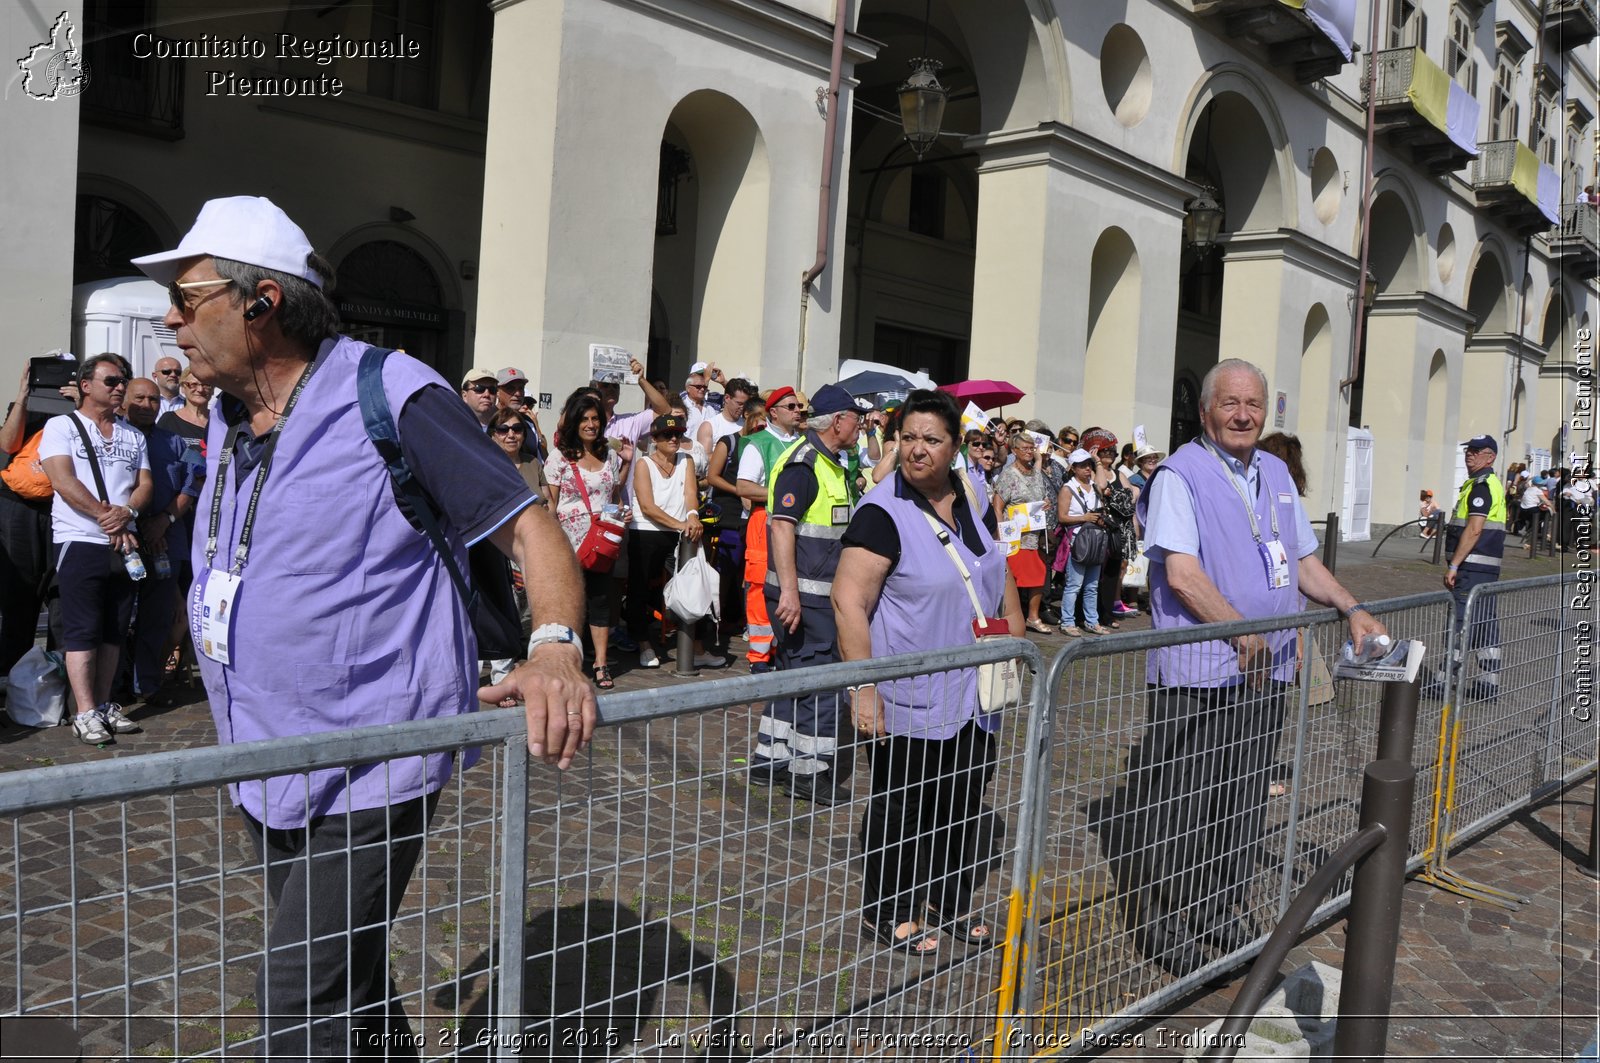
left=204, top=357, right=319, bottom=573
left=1200, top=437, right=1278, bottom=544
left=920, top=509, right=987, bottom=623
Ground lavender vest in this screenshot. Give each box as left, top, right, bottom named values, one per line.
left=191, top=338, right=477, bottom=828
left=861, top=472, right=1006, bottom=738
left=1138, top=440, right=1302, bottom=688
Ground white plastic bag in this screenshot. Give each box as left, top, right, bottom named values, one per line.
left=664, top=545, right=720, bottom=623
left=1122, top=542, right=1149, bottom=590
left=7, top=647, right=69, bottom=728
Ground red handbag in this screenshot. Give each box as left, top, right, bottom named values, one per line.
left=569, top=460, right=625, bottom=573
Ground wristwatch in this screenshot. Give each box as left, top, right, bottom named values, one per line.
left=1342, top=602, right=1370, bottom=618
left=527, top=624, right=582, bottom=655
left=126, top=505, right=140, bottom=520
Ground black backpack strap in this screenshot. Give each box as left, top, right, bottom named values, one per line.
left=357, top=346, right=479, bottom=612
left=68, top=413, right=110, bottom=503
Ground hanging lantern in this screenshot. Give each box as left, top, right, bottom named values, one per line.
left=1183, top=186, right=1225, bottom=250
left=898, top=58, right=947, bottom=159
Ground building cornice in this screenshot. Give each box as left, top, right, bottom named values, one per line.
left=967, top=123, right=1195, bottom=216
left=1220, top=227, right=1361, bottom=286
left=1370, top=290, right=1478, bottom=333
left=492, top=0, right=878, bottom=74
left=1466, top=329, right=1543, bottom=364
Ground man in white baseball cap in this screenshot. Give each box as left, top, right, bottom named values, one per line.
left=131, top=195, right=593, bottom=1057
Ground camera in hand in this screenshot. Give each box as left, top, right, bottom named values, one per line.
left=25, top=356, right=79, bottom=418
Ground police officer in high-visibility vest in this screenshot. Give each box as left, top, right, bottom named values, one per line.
left=1428, top=434, right=1507, bottom=702
left=753, top=383, right=871, bottom=804
left=736, top=387, right=808, bottom=671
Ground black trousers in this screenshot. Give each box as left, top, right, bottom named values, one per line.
left=0, top=489, right=57, bottom=676
left=243, top=791, right=439, bottom=1060
left=859, top=720, right=998, bottom=925
left=757, top=595, right=850, bottom=782
left=1091, top=683, right=1286, bottom=958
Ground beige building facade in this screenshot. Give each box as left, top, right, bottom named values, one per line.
left=2, top=0, right=1596, bottom=527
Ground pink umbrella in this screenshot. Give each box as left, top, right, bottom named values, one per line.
left=940, top=379, right=1025, bottom=410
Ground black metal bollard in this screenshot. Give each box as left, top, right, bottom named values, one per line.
left=1323, top=511, right=1339, bottom=574
left=1331, top=757, right=1415, bottom=1063
left=674, top=535, right=698, bottom=678
left=1375, top=674, right=1419, bottom=765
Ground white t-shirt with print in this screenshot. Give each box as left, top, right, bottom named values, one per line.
left=38, top=411, right=150, bottom=544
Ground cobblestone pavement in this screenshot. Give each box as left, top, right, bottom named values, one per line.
left=0, top=541, right=1587, bottom=1059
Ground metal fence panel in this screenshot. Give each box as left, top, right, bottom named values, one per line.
left=1010, top=593, right=1456, bottom=1058
left=0, top=641, right=1040, bottom=1061
left=1435, top=574, right=1597, bottom=857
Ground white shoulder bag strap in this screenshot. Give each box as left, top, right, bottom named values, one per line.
left=917, top=509, right=1020, bottom=711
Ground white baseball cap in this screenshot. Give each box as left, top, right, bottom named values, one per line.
left=688, top=361, right=709, bottom=377
left=132, top=196, right=324, bottom=288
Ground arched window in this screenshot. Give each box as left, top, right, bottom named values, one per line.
left=74, top=195, right=162, bottom=285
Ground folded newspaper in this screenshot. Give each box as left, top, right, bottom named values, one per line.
left=1330, top=636, right=1425, bottom=683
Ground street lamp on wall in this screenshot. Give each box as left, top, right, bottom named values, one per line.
left=1183, top=186, right=1225, bottom=251
left=898, top=57, right=947, bottom=159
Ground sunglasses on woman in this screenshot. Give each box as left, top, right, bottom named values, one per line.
left=492, top=424, right=526, bottom=435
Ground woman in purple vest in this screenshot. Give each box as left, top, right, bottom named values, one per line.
left=834, top=390, right=1023, bottom=955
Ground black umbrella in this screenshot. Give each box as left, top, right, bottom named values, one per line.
left=836, top=369, right=917, bottom=398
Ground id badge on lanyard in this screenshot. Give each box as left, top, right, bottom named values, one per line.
left=190, top=568, right=242, bottom=665
left=1260, top=540, right=1291, bottom=590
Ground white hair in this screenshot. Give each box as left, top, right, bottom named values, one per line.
left=1199, top=358, right=1269, bottom=411
left=806, top=411, right=838, bottom=432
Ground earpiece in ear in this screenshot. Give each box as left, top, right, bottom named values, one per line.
left=243, top=295, right=273, bottom=321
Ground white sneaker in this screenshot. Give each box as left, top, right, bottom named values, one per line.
left=73, top=711, right=112, bottom=745
left=693, top=653, right=727, bottom=669
left=101, top=703, right=141, bottom=734
left=638, top=646, right=660, bottom=668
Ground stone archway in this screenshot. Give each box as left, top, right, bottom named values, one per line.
left=333, top=238, right=452, bottom=371
left=1465, top=246, right=1512, bottom=336
left=1173, top=82, right=1288, bottom=408
left=650, top=90, right=770, bottom=386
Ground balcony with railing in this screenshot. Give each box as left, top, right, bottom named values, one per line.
left=1473, top=140, right=1562, bottom=234
left=1545, top=0, right=1599, bottom=51
left=1191, top=0, right=1354, bottom=82
left=80, top=23, right=184, bottom=140
left=1366, top=48, right=1479, bottom=175
left=1549, top=202, right=1600, bottom=270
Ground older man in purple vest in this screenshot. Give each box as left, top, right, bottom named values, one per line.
left=134, top=197, right=594, bottom=1058
left=1105, top=358, right=1386, bottom=978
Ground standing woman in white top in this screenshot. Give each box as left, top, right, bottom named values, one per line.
left=1056, top=448, right=1110, bottom=637
left=627, top=413, right=712, bottom=669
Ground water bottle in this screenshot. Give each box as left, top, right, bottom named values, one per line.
left=122, top=546, right=147, bottom=581
left=151, top=552, right=172, bottom=580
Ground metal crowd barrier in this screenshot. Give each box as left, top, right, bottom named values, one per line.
left=996, top=590, right=1460, bottom=1058
left=0, top=640, right=1043, bottom=1061
left=0, top=577, right=1590, bottom=1060
left=1418, top=572, right=1597, bottom=908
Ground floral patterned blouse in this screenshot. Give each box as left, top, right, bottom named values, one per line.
left=543, top=451, right=623, bottom=551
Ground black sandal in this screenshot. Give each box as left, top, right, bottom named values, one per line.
left=861, top=916, right=939, bottom=954
left=593, top=665, right=614, bottom=690
left=926, top=906, right=993, bottom=946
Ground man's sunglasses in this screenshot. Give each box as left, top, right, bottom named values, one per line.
left=770, top=402, right=803, bottom=412
left=167, top=277, right=234, bottom=311
left=155, top=368, right=182, bottom=376
left=96, top=375, right=128, bottom=389
left=464, top=383, right=496, bottom=394
left=492, top=424, right=527, bottom=435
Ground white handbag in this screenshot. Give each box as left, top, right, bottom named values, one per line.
left=663, top=539, right=721, bottom=623
left=1122, top=542, right=1149, bottom=590
left=920, top=512, right=1023, bottom=713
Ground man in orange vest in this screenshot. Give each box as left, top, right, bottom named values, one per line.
left=736, top=387, right=807, bottom=670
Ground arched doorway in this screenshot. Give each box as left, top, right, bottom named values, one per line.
left=1170, top=372, right=1202, bottom=453
left=1175, top=87, right=1285, bottom=419
left=649, top=91, right=770, bottom=386
left=1349, top=187, right=1423, bottom=426
left=844, top=0, right=984, bottom=382
left=74, top=193, right=164, bottom=285
left=334, top=240, right=450, bottom=370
